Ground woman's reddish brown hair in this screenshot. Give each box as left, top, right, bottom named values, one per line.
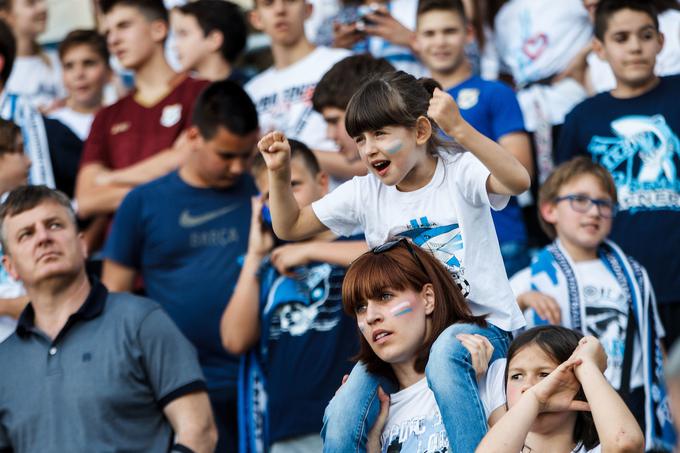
left=343, top=239, right=485, bottom=382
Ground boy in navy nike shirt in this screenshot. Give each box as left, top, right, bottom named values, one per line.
left=102, top=80, right=259, bottom=453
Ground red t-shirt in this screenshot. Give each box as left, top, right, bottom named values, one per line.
left=81, top=75, right=208, bottom=170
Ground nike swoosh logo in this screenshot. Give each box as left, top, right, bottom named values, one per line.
left=179, top=204, right=241, bottom=228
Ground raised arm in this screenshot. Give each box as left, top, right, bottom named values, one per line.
left=221, top=196, right=273, bottom=355
left=572, top=337, right=644, bottom=453
left=498, top=132, right=534, bottom=180
left=258, top=132, right=328, bottom=240
left=428, top=88, right=530, bottom=196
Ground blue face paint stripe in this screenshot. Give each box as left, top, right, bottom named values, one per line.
left=393, top=308, right=413, bottom=317
left=385, top=140, right=403, bottom=154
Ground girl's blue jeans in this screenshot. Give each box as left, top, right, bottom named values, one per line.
left=321, top=322, right=511, bottom=453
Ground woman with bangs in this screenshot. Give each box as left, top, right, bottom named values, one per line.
left=339, top=238, right=509, bottom=453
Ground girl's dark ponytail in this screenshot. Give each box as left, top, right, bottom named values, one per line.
left=417, top=77, right=442, bottom=99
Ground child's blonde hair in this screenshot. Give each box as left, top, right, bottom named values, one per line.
left=538, top=157, right=618, bottom=239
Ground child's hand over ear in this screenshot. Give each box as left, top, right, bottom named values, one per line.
left=258, top=131, right=291, bottom=172
left=529, top=356, right=590, bottom=414
left=427, top=88, right=466, bottom=138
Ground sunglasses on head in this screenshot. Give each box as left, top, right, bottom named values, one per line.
left=372, top=237, right=428, bottom=274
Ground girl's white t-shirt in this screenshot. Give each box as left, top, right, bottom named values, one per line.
left=381, top=359, right=506, bottom=452
left=312, top=151, right=526, bottom=331
left=6, top=51, right=65, bottom=111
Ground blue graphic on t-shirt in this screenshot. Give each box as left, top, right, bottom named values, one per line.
left=398, top=217, right=470, bottom=296
left=588, top=114, right=680, bottom=212
left=380, top=409, right=449, bottom=453
left=265, top=263, right=342, bottom=340
left=251, top=251, right=357, bottom=444
left=399, top=218, right=463, bottom=268
left=531, top=251, right=559, bottom=286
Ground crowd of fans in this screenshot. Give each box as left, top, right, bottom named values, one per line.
left=0, top=0, right=680, bottom=452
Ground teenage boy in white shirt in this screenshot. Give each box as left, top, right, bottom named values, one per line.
left=245, top=0, right=356, bottom=186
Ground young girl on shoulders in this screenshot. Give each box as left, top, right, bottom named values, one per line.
left=258, top=70, right=530, bottom=451
left=476, top=326, right=644, bottom=453
left=341, top=238, right=507, bottom=453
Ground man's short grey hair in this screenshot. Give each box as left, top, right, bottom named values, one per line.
left=665, top=340, right=680, bottom=382
left=0, top=185, right=76, bottom=253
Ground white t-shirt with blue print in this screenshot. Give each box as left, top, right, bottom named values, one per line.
left=312, top=151, right=526, bottom=332
left=380, top=358, right=506, bottom=452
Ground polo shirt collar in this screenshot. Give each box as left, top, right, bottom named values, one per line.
left=16, top=277, right=108, bottom=339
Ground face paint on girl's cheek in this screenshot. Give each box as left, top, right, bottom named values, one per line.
left=389, top=301, right=413, bottom=317
left=384, top=140, right=403, bottom=155
left=357, top=321, right=367, bottom=332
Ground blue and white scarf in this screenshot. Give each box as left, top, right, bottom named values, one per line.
left=0, top=91, right=55, bottom=188
left=238, top=350, right=269, bottom=453
left=238, top=258, right=307, bottom=453
left=529, top=240, right=675, bottom=451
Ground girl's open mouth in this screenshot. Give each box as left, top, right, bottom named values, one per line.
left=372, top=160, right=391, bottom=176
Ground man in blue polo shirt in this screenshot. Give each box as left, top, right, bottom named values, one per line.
left=0, top=185, right=216, bottom=453
left=102, top=80, right=259, bottom=453
left=415, top=0, right=534, bottom=276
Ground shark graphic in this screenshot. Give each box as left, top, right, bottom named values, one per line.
left=590, top=115, right=680, bottom=185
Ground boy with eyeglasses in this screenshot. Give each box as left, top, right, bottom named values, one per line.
left=509, top=156, right=669, bottom=448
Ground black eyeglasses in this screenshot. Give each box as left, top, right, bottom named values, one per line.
left=554, top=194, right=618, bottom=218
left=372, top=237, right=428, bottom=274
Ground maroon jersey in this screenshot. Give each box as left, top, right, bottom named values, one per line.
left=81, top=75, right=208, bottom=169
